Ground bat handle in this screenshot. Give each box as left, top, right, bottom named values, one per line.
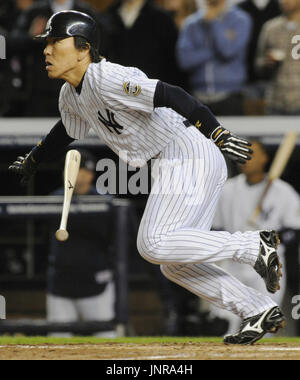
left=56, top=198, right=71, bottom=241
left=249, top=179, right=273, bottom=227
left=249, top=206, right=262, bottom=227
left=55, top=228, right=69, bottom=242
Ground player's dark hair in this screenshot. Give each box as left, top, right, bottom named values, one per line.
left=74, top=36, right=101, bottom=63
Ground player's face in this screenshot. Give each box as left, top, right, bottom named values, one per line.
left=240, top=142, right=268, bottom=177
left=44, top=37, right=81, bottom=79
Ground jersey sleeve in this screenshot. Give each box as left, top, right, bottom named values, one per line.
left=100, top=64, right=158, bottom=113
left=59, top=84, right=91, bottom=140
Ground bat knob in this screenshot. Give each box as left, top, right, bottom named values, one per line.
left=55, top=229, right=69, bottom=242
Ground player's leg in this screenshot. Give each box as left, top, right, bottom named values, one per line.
left=137, top=127, right=260, bottom=268
left=211, top=246, right=287, bottom=334
left=46, top=294, right=79, bottom=337
left=212, top=246, right=287, bottom=335
left=76, top=281, right=117, bottom=337
left=77, top=282, right=116, bottom=321
left=160, top=262, right=285, bottom=344
left=160, top=263, right=277, bottom=321
left=136, top=126, right=283, bottom=336
left=47, top=294, right=79, bottom=322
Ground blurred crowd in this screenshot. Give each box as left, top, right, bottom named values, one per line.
left=0, top=0, right=300, bottom=117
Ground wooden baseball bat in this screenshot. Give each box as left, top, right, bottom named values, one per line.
left=249, top=131, right=298, bottom=226
left=55, top=150, right=81, bottom=242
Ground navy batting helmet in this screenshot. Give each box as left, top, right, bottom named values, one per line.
left=35, top=10, right=100, bottom=50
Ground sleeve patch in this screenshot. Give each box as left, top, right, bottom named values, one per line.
left=123, top=81, right=141, bottom=97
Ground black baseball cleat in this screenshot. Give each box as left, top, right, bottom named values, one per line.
left=223, top=306, right=286, bottom=345
left=254, top=230, right=282, bottom=294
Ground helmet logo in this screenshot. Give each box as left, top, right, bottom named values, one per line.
left=67, top=21, right=86, bottom=36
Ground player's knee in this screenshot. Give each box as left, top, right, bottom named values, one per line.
left=160, top=264, right=180, bottom=281
left=136, top=230, right=162, bottom=265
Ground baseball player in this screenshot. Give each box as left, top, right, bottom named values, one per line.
left=9, top=10, right=285, bottom=344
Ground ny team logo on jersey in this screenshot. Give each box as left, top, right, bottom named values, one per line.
left=98, top=109, right=124, bottom=135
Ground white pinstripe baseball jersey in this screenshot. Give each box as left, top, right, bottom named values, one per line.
left=59, top=59, right=196, bottom=167
left=58, top=60, right=278, bottom=324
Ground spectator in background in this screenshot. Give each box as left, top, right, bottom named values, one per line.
left=0, top=0, right=35, bottom=116
left=238, top=0, right=281, bottom=84
left=212, top=140, right=300, bottom=334
left=47, top=150, right=116, bottom=337
left=0, top=0, right=35, bottom=32
left=176, top=0, right=252, bottom=115
left=255, top=0, right=300, bottom=115
left=104, top=0, right=185, bottom=87
left=157, top=0, right=197, bottom=28
left=8, top=0, right=103, bottom=117
left=237, top=0, right=281, bottom=115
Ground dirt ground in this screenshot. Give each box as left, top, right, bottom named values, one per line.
left=0, top=342, right=300, bottom=360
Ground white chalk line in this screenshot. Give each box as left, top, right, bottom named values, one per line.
left=0, top=345, right=299, bottom=360
left=0, top=346, right=195, bottom=360
left=0, top=345, right=299, bottom=352
left=210, top=346, right=300, bottom=358
left=259, top=347, right=300, bottom=352
left=0, top=345, right=96, bottom=350
left=108, top=354, right=195, bottom=360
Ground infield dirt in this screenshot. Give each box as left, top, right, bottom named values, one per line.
left=0, top=341, right=300, bottom=360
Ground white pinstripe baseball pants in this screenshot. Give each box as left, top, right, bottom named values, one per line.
left=137, top=127, right=277, bottom=319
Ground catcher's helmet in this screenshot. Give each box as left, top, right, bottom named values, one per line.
left=35, top=10, right=99, bottom=50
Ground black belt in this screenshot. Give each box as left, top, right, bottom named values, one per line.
left=183, top=119, right=192, bottom=128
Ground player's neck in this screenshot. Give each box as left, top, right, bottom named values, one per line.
left=63, top=59, right=91, bottom=88
left=246, top=172, right=266, bottom=185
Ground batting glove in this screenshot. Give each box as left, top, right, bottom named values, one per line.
left=8, top=151, right=39, bottom=186
left=210, top=126, right=253, bottom=164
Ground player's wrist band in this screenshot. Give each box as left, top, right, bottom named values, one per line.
left=210, top=126, right=227, bottom=141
